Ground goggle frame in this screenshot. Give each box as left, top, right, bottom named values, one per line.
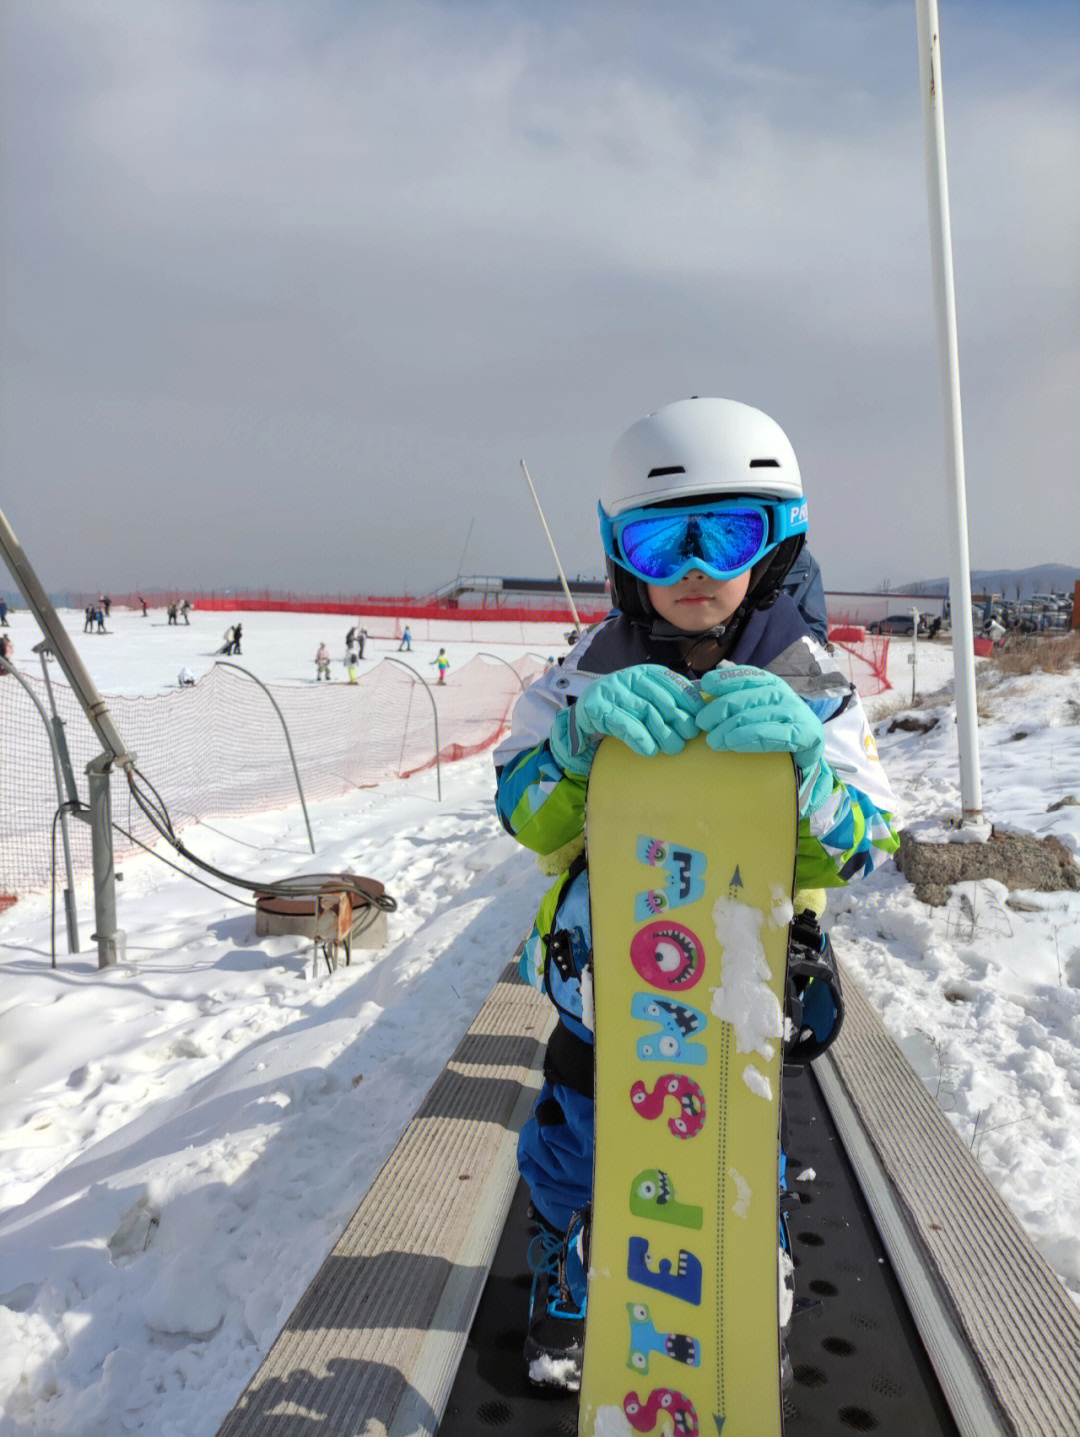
left=599, top=495, right=808, bottom=586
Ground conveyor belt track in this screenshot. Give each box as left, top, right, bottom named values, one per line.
left=439, top=1063, right=961, bottom=1435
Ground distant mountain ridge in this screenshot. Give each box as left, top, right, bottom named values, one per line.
left=902, top=564, right=1080, bottom=600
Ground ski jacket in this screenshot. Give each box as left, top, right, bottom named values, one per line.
left=494, top=599, right=898, bottom=1017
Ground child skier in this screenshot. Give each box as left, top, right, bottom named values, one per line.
left=432, top=648, right=449, bottom=685
left=315, top=642, right=332, bottom=681
left=493, top=397, right=900, bottom=1389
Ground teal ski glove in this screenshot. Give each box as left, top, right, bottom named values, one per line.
left=549, top=665, right=705, bottom=776
left=695, top=665, right=833, bottom=815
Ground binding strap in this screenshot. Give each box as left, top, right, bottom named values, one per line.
left=785, top=909, right=845, bottom=1064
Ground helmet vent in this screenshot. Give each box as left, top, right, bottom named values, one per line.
left=749, top=458, right=780, bottom=468
left=647, top=466, right=685, bottom=478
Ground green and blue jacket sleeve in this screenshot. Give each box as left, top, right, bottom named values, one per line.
left=794, top=681, right=900, bottom=887
left=495, top=738, right=587, bottom=858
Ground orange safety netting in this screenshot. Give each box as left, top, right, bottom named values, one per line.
left=0, top=654, right=543, bottom=900
left=2, top=626, right=891, bottom=902
left=827, top=628, right=891, bottom=696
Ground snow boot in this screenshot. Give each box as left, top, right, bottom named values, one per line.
left=524, top=1206, right=589, bottom=1390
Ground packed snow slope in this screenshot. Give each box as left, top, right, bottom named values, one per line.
left=1, top=610, right=1078, bottom=1436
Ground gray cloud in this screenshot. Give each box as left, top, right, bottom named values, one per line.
left=3, top=0, right=1077, bottom=597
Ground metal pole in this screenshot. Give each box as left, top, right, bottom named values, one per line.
left=519, top=460, right=583, bottom=632
left=476, top=652, right=527, bottom=693
left=0, top=654, right=80, bottom=955
left=213, top=661, right=315, bottom=853
left=86, top=753, right=124, bottom=968
left=34, top=642, right=81, bottom=806
left=454, top=518, right=475, bottom=593
left=35, top=646, right=82, bottom=954
left=910, top=608, right=920, bottom=706
left=0, top=505, right=136, bottom=962
left=0, top=505, right=132, bottom=767
left=914, top=0, right=985, bottom=833
left=383, top=657, right=442, bottom=800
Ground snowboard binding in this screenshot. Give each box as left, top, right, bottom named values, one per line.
left=784, top=910, right=844, bottom=1065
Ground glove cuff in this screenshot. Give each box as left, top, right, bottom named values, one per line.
left=799, top=758, right=835, bottom=818
left=549, top=706, right=597, bottom=777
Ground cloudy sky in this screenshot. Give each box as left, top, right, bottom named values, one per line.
left=2, top=0, right=1078, bottom=599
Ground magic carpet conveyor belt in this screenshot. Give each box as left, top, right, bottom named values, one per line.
left=216, top=960, right=1080, bottom=1437
left=438, top=1060, right=961, bottom=1437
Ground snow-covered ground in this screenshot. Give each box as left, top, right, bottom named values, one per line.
left=0, top=605, right=575, bottom=697
left=1, top=612, right=1078, bottom=1436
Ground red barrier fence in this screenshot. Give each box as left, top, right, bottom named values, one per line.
left=80, top=591, right=609, bottom=627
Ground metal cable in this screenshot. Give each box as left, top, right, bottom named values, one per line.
left=122, top=764, right=397, bottom=911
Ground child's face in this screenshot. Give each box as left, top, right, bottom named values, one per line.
left=646, top=568, right=752, bottom=632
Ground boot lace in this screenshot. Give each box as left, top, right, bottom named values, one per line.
left=528, top=1210, right=589, bottom=1317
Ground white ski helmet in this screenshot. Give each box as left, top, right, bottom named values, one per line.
left=602, top=396, right=803, bottom=516
left=601, top=397, right=807, bottom=628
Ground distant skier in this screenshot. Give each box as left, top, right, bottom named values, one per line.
left=167, top=603, right=178, bottom=625
left=0, top=598, right=8, bottom=627
left=94, top=607, right=106, bottom=633
left=219, top=625, right=234, bottom=655
left=315, top=642, right=332, bottom=681
left=357, top=627, right=368, bottom=659
left=138, top=596, right=148, bottom=617
left=398, top=624, right=412, bottom=652
left=231, top=622, right=242, bottom=655
left=0, top=633, right=13, bottom=672
left=101, top=596, right=111, bottom=618
left=432, top=648, right=449, bottom=686
left=345, top=648, right=359, bottom=684
left=84, top=605, right=95, bottom=633
left=180, top=599, right=191, bottom=624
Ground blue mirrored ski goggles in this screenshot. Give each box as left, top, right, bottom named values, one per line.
left=599, top=497, right=808, bottom=585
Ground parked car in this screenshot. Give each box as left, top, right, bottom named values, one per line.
left=867, top=614, right=927, bottom=636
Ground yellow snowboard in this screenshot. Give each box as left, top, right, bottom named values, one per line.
left=578, top=737, right=798, bottom=1437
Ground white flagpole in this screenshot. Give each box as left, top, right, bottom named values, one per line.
left=915, top=0, right=985, bottom=832
left=520, top=460, right=583, bottom=632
